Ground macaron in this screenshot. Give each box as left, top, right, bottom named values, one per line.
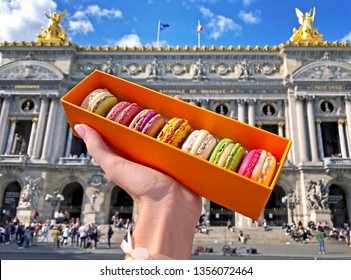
left=81, top=88, right=118, bottom=117
left=157, top=117, right=192, bottom=148
left=181, top=129, right=217, bottom=160
left=238, top=149, right=277, bottom=185
left=106, top=101, right=143, bottom=126
left=129, top=109, right=166, bottom=137
left=209, top=138, right=245, bottom=171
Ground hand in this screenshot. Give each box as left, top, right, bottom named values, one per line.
left=74, top=122, right=202, bottom=259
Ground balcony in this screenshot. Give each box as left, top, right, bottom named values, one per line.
left=0, top=154, right=28, bottom=164
left=57, top=156, right=90, bottom=165
left=323, top=157, right=351, bottom=174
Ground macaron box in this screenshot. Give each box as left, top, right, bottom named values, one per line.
left=61, top=70, right=291, bottom=220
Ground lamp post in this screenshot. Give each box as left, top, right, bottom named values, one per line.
left=45, top=188, right=64, bottom=219
left=282, top=190, right=300, bottom=225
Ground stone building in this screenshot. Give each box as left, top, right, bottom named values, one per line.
left=0, top=10, right=350, bottom=227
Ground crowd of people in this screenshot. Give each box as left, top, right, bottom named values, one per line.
left=281, top=220, right=351, bottom=253
left=0, top=214, right=122, bottom=250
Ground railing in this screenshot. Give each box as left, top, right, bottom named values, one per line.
left=58, top=157, right=90, bottom=165
left=0, top=154, right=28, bottom=163
left=323, top=157, right=351, bottom=173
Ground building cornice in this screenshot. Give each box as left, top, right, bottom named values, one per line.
left=1, top=41, right=350, bottom=52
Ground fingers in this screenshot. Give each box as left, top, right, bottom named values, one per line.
left=174, top=95, right=196, bottom=106
left=74, top=124, right=131, bottom=186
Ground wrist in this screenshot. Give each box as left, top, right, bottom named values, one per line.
left=131, top=197, right=200, bottom=259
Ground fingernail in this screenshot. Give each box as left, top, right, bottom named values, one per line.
left=74, top=124, right=86, bottom=138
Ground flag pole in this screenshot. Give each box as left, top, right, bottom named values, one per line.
left=157, top=20, right=160, bottom=47
left=198, top=20, right=201, bottom=48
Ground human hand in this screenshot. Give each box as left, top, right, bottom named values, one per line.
left=74, top=99, right=202, bottom=259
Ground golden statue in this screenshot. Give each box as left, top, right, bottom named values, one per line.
left=37, top=10, right=68, bottom=43
left=290, top=7, right=323, bottom=43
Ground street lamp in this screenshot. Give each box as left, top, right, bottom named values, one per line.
left=45, top=188, right=64, bottom=219
left=282, top=190, right=300, bottom=225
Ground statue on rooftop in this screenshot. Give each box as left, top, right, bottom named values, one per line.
left=290, top=7, right=323, bottom=43
left=37, top=10, right=68, bottom=43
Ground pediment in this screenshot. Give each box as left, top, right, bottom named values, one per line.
left=292, top=60, right=351, bottom=81
left=0, top=60, right=63, bottom=80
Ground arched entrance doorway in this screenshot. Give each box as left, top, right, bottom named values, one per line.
left=60, top=183, right=83, bottom=221
left=264, top=185, right=287, bottom=226
left=1, top=181, right=21, bottom=222
left=328, top=184, right=348, bottom=228
left=109, top=186, right=133, bottom=222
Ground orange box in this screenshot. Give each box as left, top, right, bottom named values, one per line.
left=61, top=70, right=291, bottom=220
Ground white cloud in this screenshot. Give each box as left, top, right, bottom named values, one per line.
left=112, top=34, right=142, bottom=47
left=242, top=0, right=256, bottom=6
left=341, top=32, right=351, bottom=42
left=69, top=4, right=122, bottom=36
left=238, top=10, right=261, bottom=24
left=200, top=6, right=242, bottom=40
left=0, top=0, right=57, bottom=42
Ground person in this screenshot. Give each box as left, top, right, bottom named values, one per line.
left=51, top=226, right=61, bottom=248
left=315, top=227, right=326, bottom=254
left=238, top=230, right=246, bottom=244
left=74, top=100, right=201, bottom=259
left=107, top=224, right=114, bottom=248
left=345, top=226, right=350, bottom=247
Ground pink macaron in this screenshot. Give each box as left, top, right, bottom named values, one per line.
left=238, top=149, right=277, bottom=185
left=129, top=109, right=166, bottom=137
left=106, top=101, right=143, bottom=126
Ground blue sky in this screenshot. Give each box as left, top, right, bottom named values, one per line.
left=0, top=0, right=350, bottom=47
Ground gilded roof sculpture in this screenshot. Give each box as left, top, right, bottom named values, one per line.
left=37, top=10, right=68, bottom=43
left=290, top=7, right=323, bottom=43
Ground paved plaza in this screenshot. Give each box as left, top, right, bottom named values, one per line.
left=0, top=236, right=350, bottom=260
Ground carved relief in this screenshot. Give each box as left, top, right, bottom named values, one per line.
left=18, top=176, right=42, bottom=209
left=121, top=63, right=144, bottom=75
left=293, top=61, right=351, bottom=80
left=306, top=180, right=329, bottom=210
left=255, top=63, right=280, bottom=75
left=190, top=58, right=207, bottom=80
left=234, top=59, right=253, bottom=80
left=165, top=63, right=188, bottom=75
left=0, top=61, right=62, bottom=80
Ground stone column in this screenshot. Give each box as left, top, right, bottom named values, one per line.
left=27, top=118, right=38, bottom=157
left=41, top=97, right=59, bottom=160
left=32, top=95, right=49, bottom=159
left=5, top=119, right=16, bottom=154
left=295, top=95, right=309, bottom=162
left=278, top=122, right=284, bottom=137
left=64, top=126, right=73, bottom=157
left=345, top=95, right=351, bottom=156
left=0, top=94, right=12, bottom=154
left=247, top=99, right=256, bottom=126
left=337, top=119, right=348, bottom=158
left=306, top=96, right=319, bottom=161
left=237, top=99, right=246, bottom=122
left=315, top=119, right=325, bottom=159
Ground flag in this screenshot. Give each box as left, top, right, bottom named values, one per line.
left=197, top=24, right=203, bottom=33
left=160, top=22, right=170, bottom=31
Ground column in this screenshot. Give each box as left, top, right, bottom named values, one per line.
left=64, top=126, right=73, bottom=157
left=0, top=94, right=12, bottom=154
left=306, top=96, right=319, bottom=161
left=41, top=97, right=58, bottom=160
left=247, top=99, right=256, bottom=126
left=284, top=99, right=291, bottom=140
left=237, top=99, right=246, bottom=122
left=345, top=96, right=351, bottom=156
left=315, top=119, right=325, bottom=159
left=337, top=119, right=348, bottom=158
left=32, top=95, right=49, bottom=159
left=295, top=95, right=309, bottom=162
left=27, top=118, right=38, bottom=157
left=278, top=122, right=284, bottom=137
left=5, top=119, right=16, bottom=154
